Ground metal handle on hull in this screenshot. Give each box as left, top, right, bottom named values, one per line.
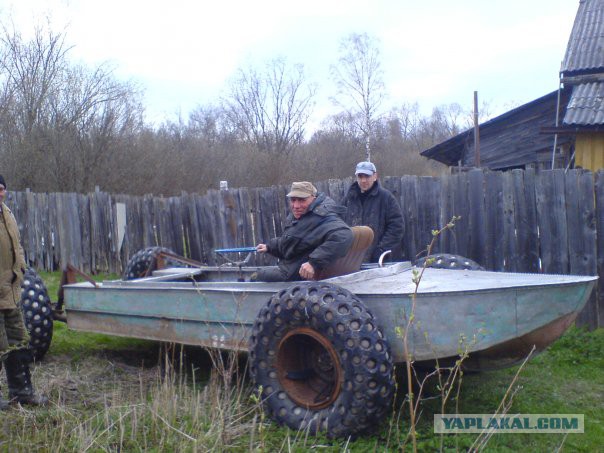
left=378, top=250, right=392, bottom=267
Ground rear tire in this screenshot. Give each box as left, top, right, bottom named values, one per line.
left=20, top=268, right=53, bottom=361
left=249, top=282, right=394, bottom=438
left=123, top=246, right=177, bottom=280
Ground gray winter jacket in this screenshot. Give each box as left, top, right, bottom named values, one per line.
left=342, top=181, right=404, bottom=262
left=266, top=193, right=353, bottom=280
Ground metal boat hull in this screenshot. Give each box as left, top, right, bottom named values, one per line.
left=64, top=263, right=596, bottom=370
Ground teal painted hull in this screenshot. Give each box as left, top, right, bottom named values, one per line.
left=64, top=263, right=596, bottom=370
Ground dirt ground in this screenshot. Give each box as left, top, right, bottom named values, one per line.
left=0, top=345, right=166, bottom=407
left=4, top=341, right=249, bottom=410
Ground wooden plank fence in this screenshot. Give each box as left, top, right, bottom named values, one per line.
left=5, top=168, right=603, bottom=329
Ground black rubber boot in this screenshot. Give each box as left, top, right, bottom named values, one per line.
left=4, top=349, right=48, bottom=406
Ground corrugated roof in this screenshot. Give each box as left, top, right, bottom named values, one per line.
left=563, top=81, right=604, bottom=125
left=561, top=0, right=604, bottom=75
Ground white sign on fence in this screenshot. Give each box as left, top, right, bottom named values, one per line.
left=116, top=202, right=126, bottom=251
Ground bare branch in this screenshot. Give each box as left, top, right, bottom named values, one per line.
left=330, top=33, right=386, bottom=161
left=221, top=58, right=315, bottom=155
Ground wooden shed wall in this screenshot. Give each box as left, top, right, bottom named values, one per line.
left=462, top=92, right=572, bottom=169
left=575, top=132, right=604, bottom=170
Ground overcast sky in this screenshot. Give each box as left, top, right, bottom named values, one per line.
left=3, top=0, right=580, bottom=130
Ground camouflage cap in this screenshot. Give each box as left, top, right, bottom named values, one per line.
left=287, top=181, right=317, bottom=198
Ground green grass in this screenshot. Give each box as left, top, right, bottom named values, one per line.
left=38, top=269, right=158, bottom=360
left=294, top=326, right=603, bottom=452
left=248, top=324, right=604, bottom=452
left=2, top=271, right=602, bottom=451
left=405, top=326, right=604, bottom=452
left=37, top=269, right=119, bottom=297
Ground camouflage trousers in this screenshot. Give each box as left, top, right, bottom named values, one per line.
left=252, top=266, right=308, bottom=282
left=0, top=308, right=29, bottom=361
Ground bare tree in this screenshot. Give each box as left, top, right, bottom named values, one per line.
left=0, top=23, right=70, bottom=132
left=0, top=21, right=144, bottom=192
left=57, top=64, right=145, bottom=192
left=187, top=105, right=229, bottom=149
left=0, top=23, right=70, bottom=188
left=330, top=32, right=386, bottom=162
left=221, top=58, right=316, bottom=155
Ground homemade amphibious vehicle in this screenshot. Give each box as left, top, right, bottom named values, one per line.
left=20, top=226, right=597, bottom=438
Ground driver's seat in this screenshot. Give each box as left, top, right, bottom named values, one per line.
left=315, top=226, right=374, bottom=280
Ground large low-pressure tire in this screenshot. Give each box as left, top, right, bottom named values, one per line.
left=415, top=253, right=484, bottom=271
left=20, top=268, right=54, bottom=361
left=249, top=282, right=395, bottom=438
left=123, top=246, right=177, bottom=280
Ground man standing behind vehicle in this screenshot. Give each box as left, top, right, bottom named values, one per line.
left=0, top=174, right=47, bottom=409
left=255, top=181, right=353, bottom=281
left=342, top=161, right=404, bottom=262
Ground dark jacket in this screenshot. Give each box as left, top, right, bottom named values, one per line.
left=266, top=193, right=353, bottom=280
left=342, top=180, right=404, bottom=262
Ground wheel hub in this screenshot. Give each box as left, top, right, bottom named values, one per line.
left=277, top=327, right=342, bottom=410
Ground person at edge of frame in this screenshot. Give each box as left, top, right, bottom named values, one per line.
left=341, top=161, right=404, bottom=262
left=0, top=174, right=48, bottom=409
left=253, top=181, right=353, bottom=282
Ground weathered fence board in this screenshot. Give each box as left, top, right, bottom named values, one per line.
left=401, top=175, right=419, bottom=261
left=417, top=176, right=442, bottom=257
left=436, top=176, right=449, bottom=256
left=566, top=171, right=598, bottom=329
left=5, top=168, right=602, bottom=328
left=595, top=171, right=604, bottom=328
left=501, top=171, right=517, bottom=272
left=382, top=176, right=403, bottom=259
left=468, top=169, right=488, bottom=267
left=513, top=169, right=540, bottom=273
left=451, top=172, right=470, bottom=257
left=484, top=171, right=504, bottom=271
left=535, top=170, right=569, bottom=274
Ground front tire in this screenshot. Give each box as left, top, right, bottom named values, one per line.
left=20, top=268, right=53, bottom=361
left=249, top=282, right=394, bottom=438
left=415, top=253, right=484, bottom=271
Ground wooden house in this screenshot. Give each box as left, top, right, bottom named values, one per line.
left=421, top=0, right=604, bottom=171
left=556, top=0, right=604, bottom=170
left=420, top=90, right=573, bottom=170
